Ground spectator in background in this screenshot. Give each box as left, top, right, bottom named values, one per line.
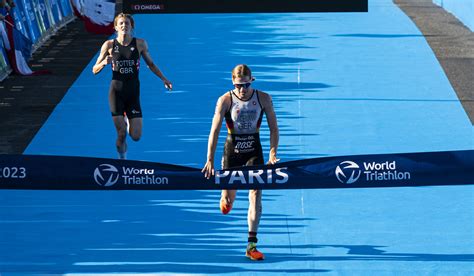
left=0, top=0, right=14, bottom=20
left=0, top=0, right=9, bottom=21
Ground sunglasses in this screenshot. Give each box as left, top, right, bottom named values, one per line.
left=234, top=82, right=251, bottom=89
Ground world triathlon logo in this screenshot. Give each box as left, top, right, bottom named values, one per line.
left=94, top=164, right=120, bottom=187
left=335, top=161, right=361, bottom=184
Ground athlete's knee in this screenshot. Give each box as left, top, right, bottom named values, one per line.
left=249, top=189, right=262, bottom=200
left=128, top=121, right=142, bottom=141
left=222, top=189, right=237, bottom=202
left=117, top=129, right=127, bottom=142
left=130, top=131, right=141, bottom=141
left=249, top=189, right=262, bottom=208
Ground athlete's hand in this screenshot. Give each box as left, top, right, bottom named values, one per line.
left=163, top=79, right=173, bottom=91
left=267, top=155, right=280, bottom=165
left=267, top=148, right=280, bottom=165
left=104, top=55, right=113, bottom=65
left=202, top=160, right=214, bottom=179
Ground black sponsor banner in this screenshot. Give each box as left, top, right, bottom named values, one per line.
left=122, top=0, right=368, bottom=14
left=0, top=150, right=472, bottom=190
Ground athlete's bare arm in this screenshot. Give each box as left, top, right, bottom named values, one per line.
left=137, top=38, right=173, bottom=90
left=202, top=93, right=231, bottom=179
left=259, top=91, right=280, bottom=164
left=92, top=40, right=113, bottom=75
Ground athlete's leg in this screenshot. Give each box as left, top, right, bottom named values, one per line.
left=245, top=156, right=263, bottom=233
left=221, top=189, right=237, bottom=214
left=128, top=117, right=142, bottom=141
left=125, top=79, right=142, bottom=141
left=246, top=188, right=264, bottom=260
left=220, top=151, right=237, bottom=214
left=245, top=156, right=264, bottom=260
left=248, top=189, right=262, bottom=233
left=112, top=115, right=128, bottom=159
left=109, top=83, right=128, bottom=159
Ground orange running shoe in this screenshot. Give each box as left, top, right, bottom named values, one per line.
left=246, top=242, right=265, bottom=261
left=220, top=197, right=232, bottom=215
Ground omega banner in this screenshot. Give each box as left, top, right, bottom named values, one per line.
left=122, top=0, right=368, bottom=14
left=0, top=150, right=472, bottom=190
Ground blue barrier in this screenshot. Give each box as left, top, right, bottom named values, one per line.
left=11, top=2, right=31, bottom=38
left=36, top=0, right=51, bottom=33
left=59, top=0, right=73, bottom=17
left=18, top=0, right=41, bottom=43
left=0, top=0, right=75, bottom=81
left=0, top=150, right=472, bottom=190
left=433, top=0, right=474, bottom=31
left=50, top=0, right=62, bottom=24
left=0, top=43, right=10, bottom=79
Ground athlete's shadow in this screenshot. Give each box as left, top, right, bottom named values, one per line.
left=2, top=189, right=473, bottom=275
left=0, top=190, right=321, bottom=274
left=136, top=13, right=330, bottom=166
left=262, top=244, right=474, bottom=263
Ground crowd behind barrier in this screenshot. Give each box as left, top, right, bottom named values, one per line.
left=433, top=0, right=474, bottom=31
left=0, top=0, right=75, bottom=81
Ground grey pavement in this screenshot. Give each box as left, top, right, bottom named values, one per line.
left=0, top=19, right=108, bottom=154
left=395, top=0, right=474, bottom=124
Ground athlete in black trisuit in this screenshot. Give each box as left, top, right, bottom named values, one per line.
left=202, top=64, right=280, bottom=260
left=93, top=13, right=172, bottom=159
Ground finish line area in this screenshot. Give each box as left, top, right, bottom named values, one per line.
left=0, top=150, right=472, bottom=190
left=1, top=0, right=473, bottom=275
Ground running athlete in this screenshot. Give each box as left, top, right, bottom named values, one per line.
left=202, top=64, right=279, bottom=261
left=92, top=13, right=172, bottom=159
